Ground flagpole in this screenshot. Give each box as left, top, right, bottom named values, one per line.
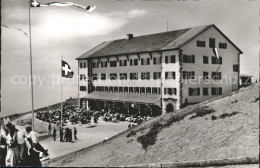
left=61, top=56, right=63, bottom=129
left=29, top=0, right=35, bottom=130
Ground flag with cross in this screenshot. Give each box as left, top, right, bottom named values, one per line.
left=62, top=60, right=74, bottom=78
left=30, top=0, right=96, bottom=12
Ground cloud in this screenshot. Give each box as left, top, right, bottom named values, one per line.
left=3, top=7, right=148, bottom=41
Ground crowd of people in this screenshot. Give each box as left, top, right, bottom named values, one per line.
left=0, top=120, right=49, bottom=167
left=35, top=103, right=153, bottom=128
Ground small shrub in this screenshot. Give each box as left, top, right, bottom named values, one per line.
left=219, top=111, right=240, bottom=119
left=211, top=115, right=217, bottom=120
left=190, top=106, right=215, bottom=119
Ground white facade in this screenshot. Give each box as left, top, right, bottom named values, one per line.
left=77, top=25, right=241, bottom=114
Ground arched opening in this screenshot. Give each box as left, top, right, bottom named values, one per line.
left=166, top=103, right=174, bottom=113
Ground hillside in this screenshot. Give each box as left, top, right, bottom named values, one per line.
left=47, top=84, right=259, bottom=167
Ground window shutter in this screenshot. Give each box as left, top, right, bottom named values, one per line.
left=197, top=88, right=200, bottom=96
left=189, top=88, right=193, bottom=96
left=147, top=58, right=150, bottom=65
left=153, top=57, right=156, bottom=64
left=130, top=59, right=133, bottom=66
left=164, top=88, right=166, bottom=95
left=171, top=55, right=175, bottom=63
left=165, top=56, right=168, bottom=63
left=192, top=71, right=195, bottom=79
left=192, top=55, right=195, bottom=63
left=219, top=88, right=222, bottom=95
left=173, top=72, right=176, bottom=79
left=165, top=72, right=168, bottom=79
left=220, top=57, right=222, bottom=64
left=141, top=58, right=144, bottom=65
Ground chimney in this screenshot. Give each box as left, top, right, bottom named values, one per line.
left=127, top=34, right=133, bottom=40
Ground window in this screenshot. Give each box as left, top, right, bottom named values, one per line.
left=134, top=87, right=139, bottom=94
left=209, top=38, right=215, bottom=48
left=146, top=87, right=151, bottom=94
left=219, top=43, right=227, bottom=49
left=97, top=62, right=99, bottom=68
left=105, top=87, right=108, bottom=92
left=80, top=62, right=86, bottom=68
left=114, top=87, right=118, bottom=93
left=80, top=74, right=86, bottom=81
left=80, top=86, right=86, bottom=91
left=188, top=88, right=200, bottom=96
left=203, top=56, right=208, bottom=64
left=134, top=59, right=138, bottom=66
left=183, top=55, right=195, bottom=63
left=212, top=87, right=222, bottom=95
left=232, top=84, right=238, bottom=91
left=164, top=88, right=177, bottom=95
left=233, top=64, right=239, bottom=72
left=92, top=62, right=96, bottom=68
left=110, top=73, right=117, bottom=80
left=109, top=86, right=113, bottom=92
left=101, top=73, right=106, bottom=80
left=110, top=60, right=117, bottom=67
left=124, top=87, right=128, bottom=93
left=119, top=87, right=123, bottom=93
left=165, top=72, right=176, bottom=79
left=183, top=71, right=195, bottom=79
left=203, top=88, right=208, bottom=96
left=153, top=57, right=157, bottom=64
left=140, top=87, right=145, bottom=94
left=130, top=73, right=138, bottom=80
left=92, top=86, right=96, bottom=91
left=104, top=61, right=107, bottom=67
left=119, top=60, right=127, bottom=66
left=130, top=59, right=133, bottom=66
left=152, top=87, right=158, bottom=94
left=141, top=72, right=150, bottom=80
left=212, top=72, right=222, bottom=80
left=120, top=73, right=127, bottom=80
left=197, top=40, right=205, bottom=47
left=129, top=87, right=133, bottom=93
left=92, top=74, right=98, bottom=80
left=212, top=56, right=222, bottom=64
left=141, top=58, right=144, bottom=65
left=203, top=72, right=209, bottom=80
left=165, top=56, right=168, bottom=63
left=170, top=55, right=176, bottom=63
left=147, top=58, right=150, bottom=65
left=153, top=72, right=161, bottom=80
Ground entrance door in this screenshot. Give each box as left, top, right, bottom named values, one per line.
left=166, top=103, right=174, bottom=113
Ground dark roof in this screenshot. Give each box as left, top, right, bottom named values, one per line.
left=77, top=24, right=242, bottom=60
left=82, top=92, right=161, bottom=106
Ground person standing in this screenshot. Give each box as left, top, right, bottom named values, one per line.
left=0, top=125, right=7, bottom=167
left=48, top=123, right=52, bottom=136
left=59, top=128, right=63, bottom=142
left=53, top=128, right=56, bottom=141
left=24, top=124, right=49, bottom=167
left=5, top=123, right=23, bottom=167
left=73, top=127, right=78, bottom=140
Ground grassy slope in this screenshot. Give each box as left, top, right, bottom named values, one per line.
left=48, top=84, right=259, bottom=167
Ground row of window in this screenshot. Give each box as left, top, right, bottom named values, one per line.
left=81, top=68, right=237, bottom=81
left=91, top=72, right=174, bottom=80
left=91, top=55, right=223, bottom=68
left=92, top=86, right=161, bottom=95
left=91, top=55, right=176, bottom=68
left=197, top=38, right=227, bottom=49
left=189, top=87, right=222, bottom=96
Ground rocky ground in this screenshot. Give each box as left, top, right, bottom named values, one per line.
left=46, top=84, right=259, bottom=167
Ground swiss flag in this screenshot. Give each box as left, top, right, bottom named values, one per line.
left=62, top=60, right=74, bottom=78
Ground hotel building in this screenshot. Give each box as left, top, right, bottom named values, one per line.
left=76, top=24, right=242, bottom=115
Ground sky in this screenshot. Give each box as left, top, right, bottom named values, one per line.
left=1, top=0, right=259, bottom=117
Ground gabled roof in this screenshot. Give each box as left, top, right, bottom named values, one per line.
left=77, top=24, right=242, bottom=60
